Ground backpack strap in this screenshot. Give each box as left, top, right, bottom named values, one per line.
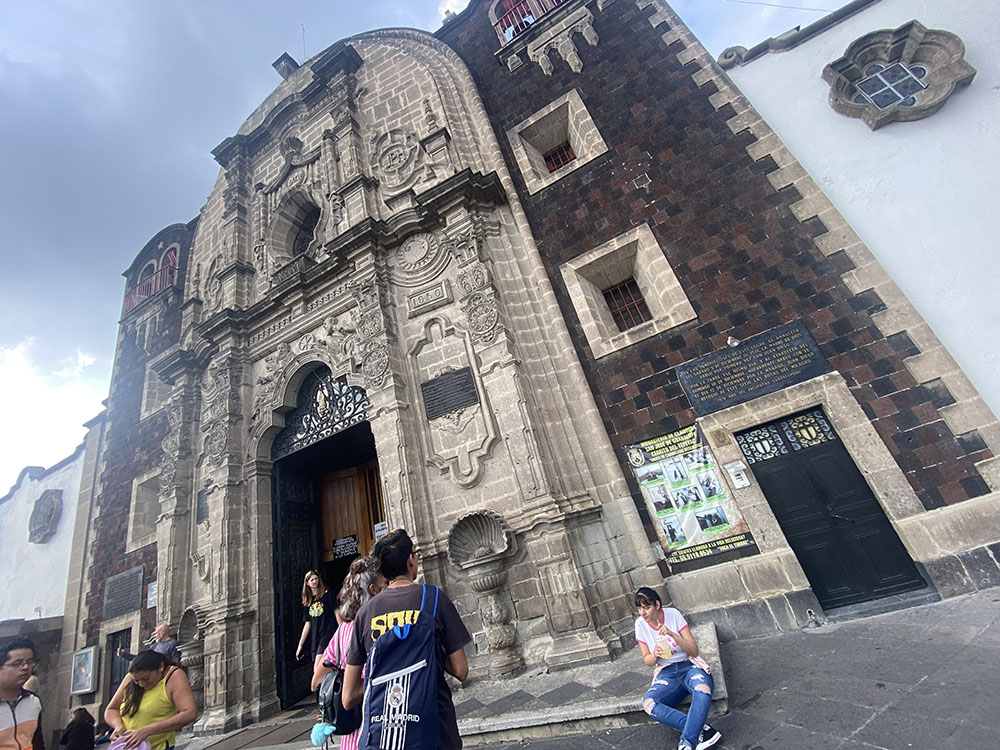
left=417, top=585, right=439, bottom=618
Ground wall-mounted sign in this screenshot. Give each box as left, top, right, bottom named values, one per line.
left=373, top=521, right=389, bottom=542
left=421, top=367, right=479, bottom=421
left=146, top=581, right=158, bottom=610
left=103, top=566, right=144, bottom=620
left=677, top=322, right=830, bottom=415
left=333, top=535, right=359, bottom=560
left=626, top=426, right=757, bottom=564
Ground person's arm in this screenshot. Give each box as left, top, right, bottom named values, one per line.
left=310, top=655, right=334, bottom=693
left=638, top=640, right=658, bottom=667
left=104, top=675, right=132, bottom=738
left=118, top=670, right=198, bottom=749
left=295, top=621, right=311, bottom=660
left=442, top=647, right=468, bottom=683
left=341, top=664, right=363, bottom=710
left=656, top=622, right=699, bottom=658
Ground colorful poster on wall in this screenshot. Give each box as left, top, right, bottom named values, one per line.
left=625, top=426, right=756, bottom=564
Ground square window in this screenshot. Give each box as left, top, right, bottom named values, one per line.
left=127, top=472, right=161, bottom=552
left=506, top=89, right=608, bottom=194
left=872, top=88, right=902, bottom=109
left=881, top=63, right=908, bottom=83
left=561, top=224, right=696, bottom=358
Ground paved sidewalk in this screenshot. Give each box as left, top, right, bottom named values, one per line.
left=183, top=588, right=1000, bottom=750
left=478, top=588, right=1000, bottom=749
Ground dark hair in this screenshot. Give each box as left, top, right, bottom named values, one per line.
left=122, top=651, right=169, bottom=718
left=69, top=708, right=95, bottom=726
left=372, top=528, right=413, bottom=580
left=337, top=556, right=382, bottom=623
left=634, top=586, right=662, bottom=608
left=0, top=637, right=36, bottom=665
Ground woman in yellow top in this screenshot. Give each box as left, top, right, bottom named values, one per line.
left=104, top=651, right=197, bottom=750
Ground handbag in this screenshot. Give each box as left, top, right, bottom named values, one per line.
left=316, top=631, right=361, bottom=736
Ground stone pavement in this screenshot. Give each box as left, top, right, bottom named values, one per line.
left=182, top=589, right=1000, bottom=750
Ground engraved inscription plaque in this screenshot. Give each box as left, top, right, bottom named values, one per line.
left=421, top=367, right=479, bottom=421
left=103, top=566, right=144, bottom=620
left=677, top=322, right=830, bottom=416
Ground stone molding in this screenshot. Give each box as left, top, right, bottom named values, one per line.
left=636, top=0, right=1000, bottom=493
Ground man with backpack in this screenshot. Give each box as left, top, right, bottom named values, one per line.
left=343, top=528, right=471, bottom=750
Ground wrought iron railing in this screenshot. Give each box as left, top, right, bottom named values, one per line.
left=122, top=264, right=177, bottom=315
left=493, top=0, right=569, bottom=45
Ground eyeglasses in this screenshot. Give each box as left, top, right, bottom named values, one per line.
left=3, top=659, right=38, bottom=669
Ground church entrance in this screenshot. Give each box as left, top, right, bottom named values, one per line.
left=269, top=366, right=384, bottom=708
left=736, top=407, right=924, bottom=611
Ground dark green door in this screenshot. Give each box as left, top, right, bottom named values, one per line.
left=737, top=408, right=924, bottom=610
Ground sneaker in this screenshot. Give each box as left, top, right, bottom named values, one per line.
left=677, top=744, right=694, bottom=750
left=696, top=725, right=722, bottom=750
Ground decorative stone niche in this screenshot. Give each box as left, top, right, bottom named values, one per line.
left=447, top=510, right=524, bottom=677
left=823, top=20, right=976, bottom=130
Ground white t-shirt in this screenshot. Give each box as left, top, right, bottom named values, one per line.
left=635, top=607, right=689, bottom=666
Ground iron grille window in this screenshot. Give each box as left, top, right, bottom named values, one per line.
left=543, top=141, right=576, bottom=173
left=603, top=278, right=651, bottom=332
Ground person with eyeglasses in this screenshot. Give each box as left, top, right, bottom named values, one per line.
left=1, top=637, right=44, bottom=750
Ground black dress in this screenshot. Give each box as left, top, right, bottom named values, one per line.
left=305, top=589, right=338, bottom=656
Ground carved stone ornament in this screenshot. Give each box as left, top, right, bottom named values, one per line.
left=822, top=20, right=976, bottom=130
left=361, top=341, right=391, bottom=388
left=447, top=510, right=523, bottom=676
left=205, top=421, right=228, bottom=467
left=27, top=489, right=63, bottom=544
left=373, top=128, right=420, bottom=190
left=271, top=365, right=371, bottom=460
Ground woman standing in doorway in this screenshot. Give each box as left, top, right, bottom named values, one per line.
left=104, top=651, right=197, bottom=750
left=296, top=570, right=338, bottom=673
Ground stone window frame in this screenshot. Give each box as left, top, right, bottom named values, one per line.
left=140, top=363, right=171, bottom=420
left=560, top=223, right=696, bottom=359
left=505, top=88, right=608, bottom=195
left=126, top=469, right=161, bottom=553
left=28, top=489, right=63, bottom=544
left=822, top=20, right=976, bottom=131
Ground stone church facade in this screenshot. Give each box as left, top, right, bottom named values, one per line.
left=56, top=0, right=1000, bottom=732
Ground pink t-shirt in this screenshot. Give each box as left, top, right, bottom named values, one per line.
left=634, top=607, right=689, bottom=666
left=322, top=620, right=354, bottom=668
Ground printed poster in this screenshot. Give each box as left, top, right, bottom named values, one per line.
left=626, top=426, right=756, bottom=564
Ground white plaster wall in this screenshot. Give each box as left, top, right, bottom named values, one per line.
left=0, top=453, right=84, bottom=621
left=724, top=0, right=1000, bottom=419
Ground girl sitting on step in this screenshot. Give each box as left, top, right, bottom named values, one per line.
left=634, top=586, right=722, bottom=750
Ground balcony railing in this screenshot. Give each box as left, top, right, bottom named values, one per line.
left=493, top=0, right=569, bottom=45
left=122, top=264, right=177, bottom=316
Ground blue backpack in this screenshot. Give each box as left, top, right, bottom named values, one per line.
left=359, top=584, right=441, bottom=750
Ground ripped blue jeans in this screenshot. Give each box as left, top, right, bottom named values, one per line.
left=642, top=660, right=714, bottom=748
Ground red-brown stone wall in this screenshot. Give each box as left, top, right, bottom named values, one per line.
left=439, top=1, right=991, bottom=539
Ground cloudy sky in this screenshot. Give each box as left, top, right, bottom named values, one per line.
left=0, top=0, right=833, bottom=493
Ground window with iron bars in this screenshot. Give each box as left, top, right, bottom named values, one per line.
left=603, top=279, right=652, bottom=332
left=543, top=141, right=576, bottom=173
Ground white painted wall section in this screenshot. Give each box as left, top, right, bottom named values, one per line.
left=724, top=0, right=1000, bottom=420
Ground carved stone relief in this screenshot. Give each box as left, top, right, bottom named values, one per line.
left=410, top=317, right=499, bottom=488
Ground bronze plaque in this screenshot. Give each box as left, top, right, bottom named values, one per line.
left=103, top=566, right=144, bottom=620
left=421, top=367, right=479, bottom=421
left=677, top=322, right=830, bottom=416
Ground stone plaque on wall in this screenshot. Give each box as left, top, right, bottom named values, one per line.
left=677, top=322, right=830, bottom=416
left=103, top=566, right=144, bottom=620
left=421, top=367, right=479, bottom=421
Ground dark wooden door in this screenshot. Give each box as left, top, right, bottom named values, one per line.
left=737, top=408, right=924, bottom=610
left=272, top=464, right=319, bottom=709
